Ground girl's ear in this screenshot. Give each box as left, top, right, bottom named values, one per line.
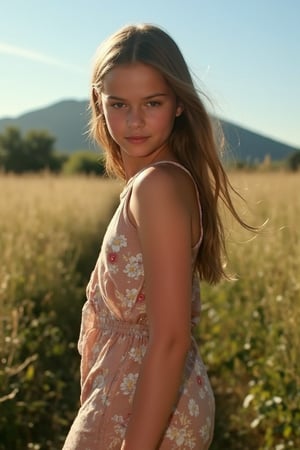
left=175, top=102, right=184, bottom=117
left=92, top=87, right=103, bottom=115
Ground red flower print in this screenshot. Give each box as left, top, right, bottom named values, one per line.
left=108, top=252, right=117, bottom=263
left=196, top=375, right=203, bottom=386
left=137, top=293, right=145, bottom=302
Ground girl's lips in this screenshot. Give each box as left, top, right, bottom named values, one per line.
left=125, top=136, right=149, bottom=144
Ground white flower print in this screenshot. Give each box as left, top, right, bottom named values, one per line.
left=108, top=234, right=127, bottom=252
left=166, top=426, right=185, bottom=446
left=195, top=359, right=204, bottom=376
left=166, top=427, right=196, bottom=448
left=115, top=288, right=140, bottom=311
left=125, top=288, right=138, bottom=308
left=188, top=398, right=199, bottom=417
left=128, top=345, right=147, bottom=364
left=92, top=372, right=105, bottom=390
left=123, top=254, right=144, bottom=280
left=120, top=373, right=138, bottom=399
left=166, top=413, right=196, bottom=448
left=100, top=391, right=110, bottom=406
left=108, top=263, right=119, bottom=274
left=111, top=415, right=127, bottom=439
left=186, top=436, right=196, bottom=449
left=200, top=417, right=212, bottom=443
left=199, top=387, right=207, bottom=399
left=112, top=414, right=124, bottom=423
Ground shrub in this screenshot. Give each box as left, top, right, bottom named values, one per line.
left=0, top=127, right=60, bottom=173
left=287, top=150, right=300, bottom=171
left=62, top=150, right=105, bottom=175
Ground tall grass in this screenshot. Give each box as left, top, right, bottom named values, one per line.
left=0, top=174, right=120, bottom=449
left=0, top=172, right=299, bottom=449
left=203, top=172, right=300, bottom=450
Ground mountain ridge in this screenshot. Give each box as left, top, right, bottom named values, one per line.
left=0, top=99, right=296, bottom=161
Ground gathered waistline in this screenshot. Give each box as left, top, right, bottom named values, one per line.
left=97, top=317, right=149, bottom=337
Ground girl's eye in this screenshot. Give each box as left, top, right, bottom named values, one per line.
left=111, top=102, right=126, bottom=109
left=146, top=101, right=161, bottom=107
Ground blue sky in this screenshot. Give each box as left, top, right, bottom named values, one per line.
left=1, top=0, right=299, bottom=147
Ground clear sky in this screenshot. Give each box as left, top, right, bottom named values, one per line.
left=1, top=0, right=299, bottom=147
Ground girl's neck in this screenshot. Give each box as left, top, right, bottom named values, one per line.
left=121, top=148, right=177, bottom=181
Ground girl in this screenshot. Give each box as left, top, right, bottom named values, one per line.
left=63, top=24, right=251, bottom=449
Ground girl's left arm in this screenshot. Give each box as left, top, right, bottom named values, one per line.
left=121, top=167, right=194, bottom=450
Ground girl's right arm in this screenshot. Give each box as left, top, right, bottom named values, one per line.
left=121, top=166, right=194, bottom=449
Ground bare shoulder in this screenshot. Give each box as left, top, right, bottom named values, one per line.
left=130, top=163, right=200, bottom=245
left=132, top=163, right=194, bottom=205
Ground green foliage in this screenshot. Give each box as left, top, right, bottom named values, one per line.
left=0, top=126, right=64, bottom=173
left=63, top=150, right=105, bottom=175
left=49, top=151, right=69, bottom=172
left=202, top=172, right=300, bottom=450
left=23, top=130, right=56, bottom=172
left=287, top=150, right=300, bottom=171
left=0, top=127, right=24, bottom=172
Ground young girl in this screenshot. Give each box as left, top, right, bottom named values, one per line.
left=63, top=24, right=251, bottom=450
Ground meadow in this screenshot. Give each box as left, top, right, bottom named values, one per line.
left=0, top=172, right=299, bottom=449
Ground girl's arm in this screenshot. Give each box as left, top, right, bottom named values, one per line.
left=121, top=166, right=194, bottom=450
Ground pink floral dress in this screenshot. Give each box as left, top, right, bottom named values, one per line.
left=63, top=161, right=215, bottom=449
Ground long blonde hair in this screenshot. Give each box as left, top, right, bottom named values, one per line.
left=89, top=24, right=255, bottom=284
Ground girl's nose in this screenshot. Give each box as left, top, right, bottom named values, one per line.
left=127, top=107, right=145, bottom=128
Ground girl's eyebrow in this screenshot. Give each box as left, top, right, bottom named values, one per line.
left=103, top=93, right=168, bottom=101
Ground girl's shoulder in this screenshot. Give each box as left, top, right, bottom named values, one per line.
left=132, top=161, right=197, bottom=205
left=129, top=161, right=201, bottom=247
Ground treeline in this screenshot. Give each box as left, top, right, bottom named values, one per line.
left=0, top=127, right=105, bottom=175
left=1, top=126, right=300, bottom=173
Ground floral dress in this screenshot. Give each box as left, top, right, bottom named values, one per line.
left=63, top=161, right=215, bottom=450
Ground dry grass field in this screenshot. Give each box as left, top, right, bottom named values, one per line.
left=0, top=171, right=299, bottom=449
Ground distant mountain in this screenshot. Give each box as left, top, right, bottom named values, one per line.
left=0, top=100, right=296, bottom=161
left=0, top=100, right=92, bottom=153
left=220, top=120, right=296, bottom=163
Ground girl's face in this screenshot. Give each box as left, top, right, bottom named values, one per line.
left=100, top=62, right=182, bottom=171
